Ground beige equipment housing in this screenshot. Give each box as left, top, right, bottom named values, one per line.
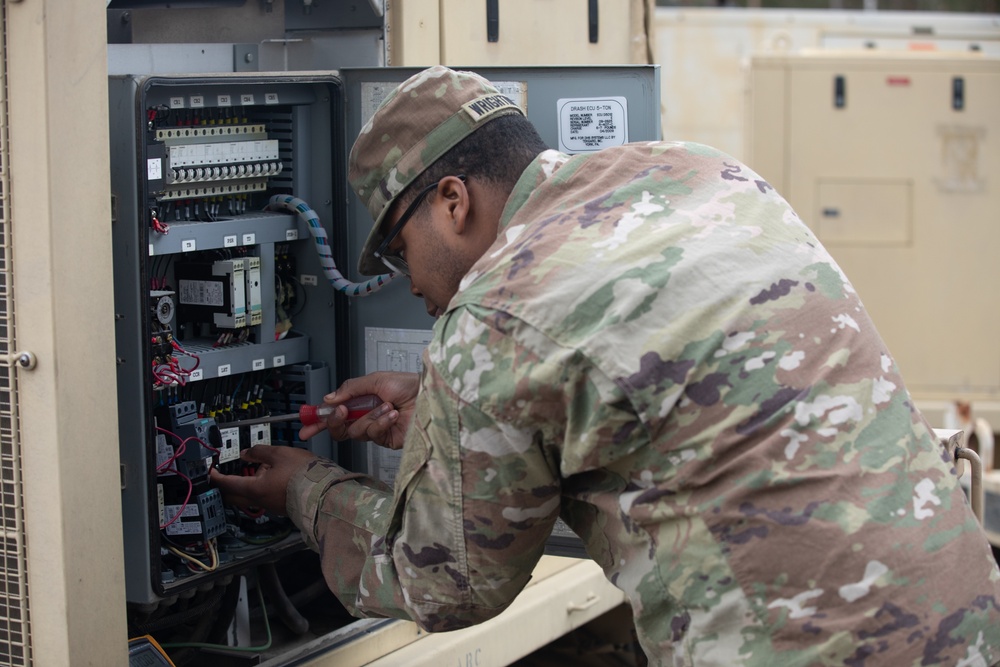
left=746, top=50, right=1000, bottom=424
left=385, top=0, right=655, bottom=67
left=656, top=8, right=1000, bottom=161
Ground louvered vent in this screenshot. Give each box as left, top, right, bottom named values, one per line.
left=0, top=4, right=31, bottom=666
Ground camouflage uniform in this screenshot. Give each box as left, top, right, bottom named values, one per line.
left=288, top=68, right=1000, bottom=666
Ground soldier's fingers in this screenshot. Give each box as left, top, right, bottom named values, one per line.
left=328, top=377, right=380, bottom=405
left=348, top=406, right=399, bottom=445
left=209, top=469, right=257, bottom=508
left=241, top=444, right=280, bottom=465
left=299, top=421, right=330, bottom=441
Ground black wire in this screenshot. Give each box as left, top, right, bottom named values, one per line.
left=160, top=255, right=173, bottom=287
left=151, top=255, right=163, bottom=288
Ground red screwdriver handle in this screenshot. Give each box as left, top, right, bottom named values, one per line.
left=344, top=394, right=380, bottom=422
left=298, top=394, right=380, bottom=426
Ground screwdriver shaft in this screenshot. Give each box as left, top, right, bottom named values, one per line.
left=223, top=412, right=300, bottom=428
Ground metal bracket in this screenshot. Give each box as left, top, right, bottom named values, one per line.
left=0, top=352, right=37, bottom=370
left=234, top=44, right=260, bottom=72
left=107, top=9, right=134, bottom=45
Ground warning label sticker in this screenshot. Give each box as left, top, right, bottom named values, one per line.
left=557, top=96, right=628, bottom=153
left=179, top=279, right=224, bottom=307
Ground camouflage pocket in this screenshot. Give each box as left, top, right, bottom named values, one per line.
left=386, top=411, right=433, bottom=535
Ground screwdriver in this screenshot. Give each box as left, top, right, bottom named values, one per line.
left=224, top=394, right=381, bottom=429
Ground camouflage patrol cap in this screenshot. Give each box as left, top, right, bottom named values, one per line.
left=349, top=66, right=525, bottom=276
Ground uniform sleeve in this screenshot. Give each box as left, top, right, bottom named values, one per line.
left=286, top=305, right=585, bottom=632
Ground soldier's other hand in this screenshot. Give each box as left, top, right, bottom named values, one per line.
left=209, top=445, right=317, bottom=515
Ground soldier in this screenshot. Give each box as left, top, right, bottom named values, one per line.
left=212, top=66, right=1000, bottom=666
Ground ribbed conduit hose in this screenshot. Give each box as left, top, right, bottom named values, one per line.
left=267, top=194, right=395, bottom=297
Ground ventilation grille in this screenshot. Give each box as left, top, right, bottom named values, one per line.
left=0, top=4, right=31, bottom=666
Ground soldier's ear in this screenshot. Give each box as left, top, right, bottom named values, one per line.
left=434, top=175, right=470, bottom=236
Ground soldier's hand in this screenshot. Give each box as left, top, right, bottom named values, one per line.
left=299, top=371, right=419, bottom=450
left=209, top=445, right=317, bottom=515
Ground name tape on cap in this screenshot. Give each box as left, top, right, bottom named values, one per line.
left=461, top=94, right=521, bottom=123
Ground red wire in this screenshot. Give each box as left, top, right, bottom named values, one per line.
left=151, top=216, right=170, bottom=235
left=171, top=341, right=201, bottom=372
left=153, top=366, right=184, bottom=386
left=155, top=426, right=188, bottom=471
left=152, top=341, right=201, bottom=387
left=182, top=435, right=219, bottom=456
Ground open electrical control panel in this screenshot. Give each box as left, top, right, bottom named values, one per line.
left=108, top=66, right=661, bottom=658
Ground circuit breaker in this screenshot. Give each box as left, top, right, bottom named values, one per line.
left=108, top=67, right=662, bottom=645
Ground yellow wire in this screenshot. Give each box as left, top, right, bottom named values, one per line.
left=166, top=544, right=216, bottom=572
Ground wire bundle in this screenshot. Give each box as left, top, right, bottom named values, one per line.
left=165, top=538, right=219, bottom=573
left=152, top=339, right=201, bottom=387
left=266, top=194, right=395, bottom=296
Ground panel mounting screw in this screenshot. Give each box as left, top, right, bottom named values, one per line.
left=17, top=352, right=36, bottom=370
left=245, top=52, right=255, bottom=63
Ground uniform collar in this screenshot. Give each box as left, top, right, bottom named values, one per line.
left=496, top=149, right=573, bottom=237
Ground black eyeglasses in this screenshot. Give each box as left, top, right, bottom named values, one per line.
left=374, top=175, right=467, bottom=276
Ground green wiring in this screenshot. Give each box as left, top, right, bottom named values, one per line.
left=159, top=577, right=272, bottom=653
